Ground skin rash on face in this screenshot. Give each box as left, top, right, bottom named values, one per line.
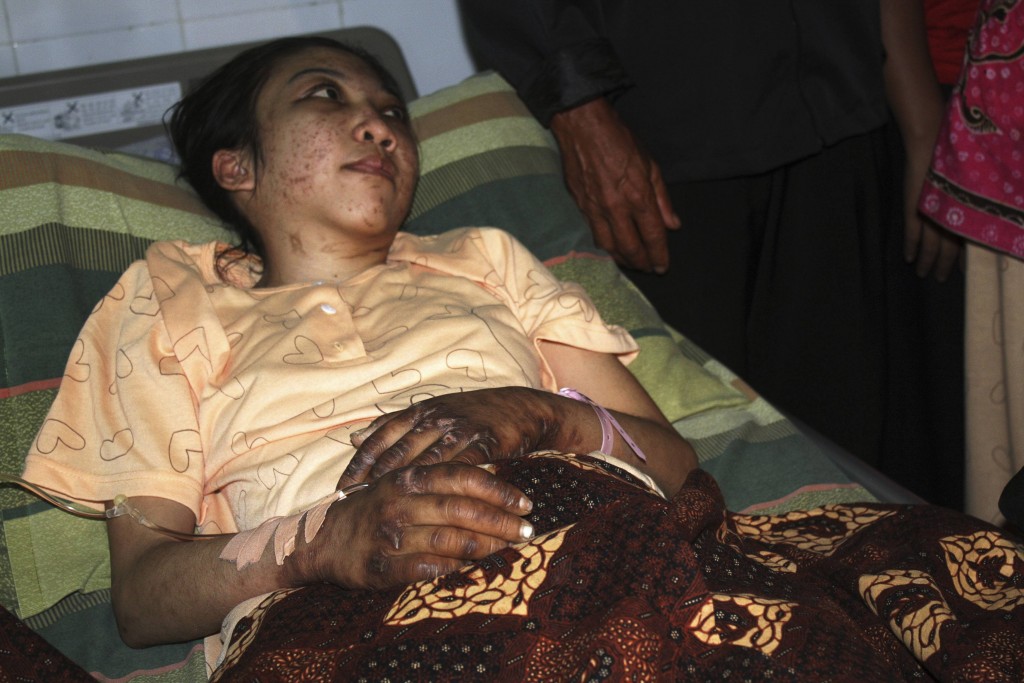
left=236, top=47, right=419, bottom=284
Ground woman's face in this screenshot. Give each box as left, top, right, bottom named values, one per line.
left=242, top=47, right=419, bottom=251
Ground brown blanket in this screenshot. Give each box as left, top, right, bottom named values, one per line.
left=0, top=603, right=93, bottom=681
left=212, top=453, right=1024, bottom=682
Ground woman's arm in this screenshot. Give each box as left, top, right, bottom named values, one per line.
left=107, top=464, right=534, bottom=647
left=108, top=496, right=255, bottom=646
left=538, top=340, right=697, bottom=495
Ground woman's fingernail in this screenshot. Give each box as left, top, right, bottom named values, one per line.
left=520, top=522, right=534, bottom=540
left=520, top=496, right=533, bottom=512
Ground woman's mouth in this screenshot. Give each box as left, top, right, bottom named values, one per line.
left=346, top=156, right=396, bottom=182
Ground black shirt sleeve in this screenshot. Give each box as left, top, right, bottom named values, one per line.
left=458, top=1, right=632, bottom=125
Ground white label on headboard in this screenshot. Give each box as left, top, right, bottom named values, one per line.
left=0, top=82, right=182, bottom=140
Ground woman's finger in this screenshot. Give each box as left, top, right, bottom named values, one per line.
left=391, top=525, right=517, bottom=561
left=395, top=492, right=533, bottom=544
left=403, top=437, right=493, bottom=472
left=395, top=464, right=533, bottom=518
left=400, top=443, right=463, bottom=471
left=367, top=430, right=470, bottom=480
left=339, top=413, right=424, bottom=486
left=367, top=552, right=469, bottom=587
left=350, top=412, right=395, bottom=447
left=324, top=463, right=534, bottom=590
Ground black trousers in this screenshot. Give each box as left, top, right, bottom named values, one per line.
left=628, top=127, right=965, bottom=508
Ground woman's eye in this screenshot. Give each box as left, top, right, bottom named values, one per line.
left=310, top=85, right=341, bottom=100
left=382, top=106, right=408, bottom=122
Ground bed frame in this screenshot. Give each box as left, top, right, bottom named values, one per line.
left=0, top=26, right=417, bottom=154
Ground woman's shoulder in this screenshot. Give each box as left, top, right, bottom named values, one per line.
left=143, top=239, right=259, bottom=288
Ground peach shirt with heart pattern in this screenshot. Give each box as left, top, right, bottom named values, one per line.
left=24, top=227, right=637, bottom=533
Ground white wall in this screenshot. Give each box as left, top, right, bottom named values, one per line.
left=0, top=0, right=478, bottom=97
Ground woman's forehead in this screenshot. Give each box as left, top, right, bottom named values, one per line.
left=267, top=47, right=385, bottom=92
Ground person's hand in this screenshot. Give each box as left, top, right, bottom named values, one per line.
left=550, top=98, right=680, bottom=273
left=307, top=462, right=534, bottom=590
left=878, top=0, right=961, bottom=285
left=337, top=387, right=560, bottom=489
left=905, top=214, right=963, bottom=281
left=903, top=139, right=962, bottom=281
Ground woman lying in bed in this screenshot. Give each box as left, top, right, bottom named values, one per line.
left=23, top=36, right=1024, bottom=682
left=21, top=35, right=696, bottom=649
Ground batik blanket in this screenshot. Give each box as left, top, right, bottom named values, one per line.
left=211, top=453, right=1024, bottom=682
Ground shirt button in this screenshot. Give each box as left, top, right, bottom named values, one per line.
left=320, top=303, right=337, bottom=315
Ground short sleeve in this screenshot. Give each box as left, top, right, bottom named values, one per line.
left=469, top=228, right=638, bottom=372
left=22, top=261, right=206, bottom=517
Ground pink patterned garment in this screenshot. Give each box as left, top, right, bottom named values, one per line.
left=919, top=0, right=1024, bottom=258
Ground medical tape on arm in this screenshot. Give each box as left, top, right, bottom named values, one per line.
left=220, top=483, right=368, bottom=570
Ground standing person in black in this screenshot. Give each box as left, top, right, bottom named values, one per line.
left=458, top=1, right=956, bottom=503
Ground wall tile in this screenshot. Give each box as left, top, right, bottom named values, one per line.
left=14, top=23, right=185, bottom=75
left=178, top=0, right=337, bottom=22
left=0, top=45, right=16, bottom=79
left=0, top=6, right=11, bottom=44
left=6, top=0, right=179, bottom=42
left=0, top=0, right=477, bottom=95
left=183, top=3, right=342, bottom=51
left=341, top=0, right=475, bottom=95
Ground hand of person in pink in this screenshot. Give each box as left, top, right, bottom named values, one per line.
left=904, top=139, right=962, bottom=281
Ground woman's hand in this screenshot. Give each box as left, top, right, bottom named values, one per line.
left=339, top=346, right=700, bottom=498
left=337, top=387, right=561, bottom=489
left=307, top=462, right=534, bottom=590
left=108, top=463, right=533, bottom=646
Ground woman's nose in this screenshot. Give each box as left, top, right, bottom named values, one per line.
left=356, top=113, right=395, bottom=150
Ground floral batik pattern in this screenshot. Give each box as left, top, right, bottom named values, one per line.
left=213, top=454, right=1024, bottom=682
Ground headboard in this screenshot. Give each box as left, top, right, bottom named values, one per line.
left=0, top=26, right=418, bottom=158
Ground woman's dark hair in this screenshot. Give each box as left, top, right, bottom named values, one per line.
left=166, top=35, right=405, bottom=257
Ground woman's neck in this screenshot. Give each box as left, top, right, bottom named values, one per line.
left=256, top=229, right=395, bottom=288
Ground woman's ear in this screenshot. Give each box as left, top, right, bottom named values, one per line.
left=212, top=149, right=255, bottom=192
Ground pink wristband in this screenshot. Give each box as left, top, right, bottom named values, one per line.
left=558, top=388, right=648, bottom=463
